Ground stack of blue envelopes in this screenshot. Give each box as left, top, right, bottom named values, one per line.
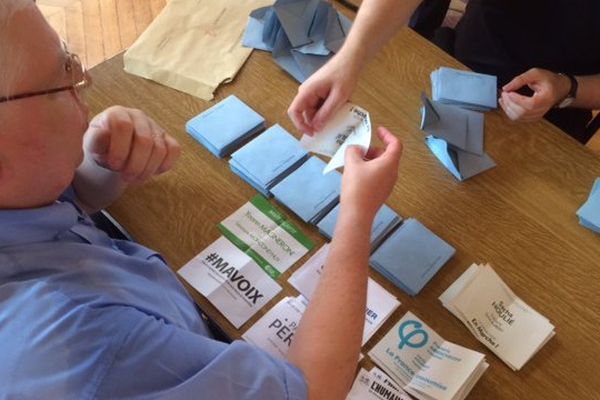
left=317, top=204, right=403, bottom=249
left=420, top=93, right=496, bottom=181
left=271, top=156, right=341, bottom=224
left=242, top=0, right=352, bottom=83
left=186, top=95, right=265, bottom=158
left=370, top=218, right=455, bottom=296
left=576, top=178, right=600, bottom=233
left=229, top=124, right=309, bottom=197
left=431, top=67, right=497, bottom=111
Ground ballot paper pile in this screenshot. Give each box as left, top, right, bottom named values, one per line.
left=271, top=156, right=342, bottom=224
left=346, top=367, right=412, bottom=400
left=186, top=95, right=265, bottom=158
left=369, top=311, right=488, bottom=400
left=370, top=218, right=455, bottom=296
left=440, top=263, right=555, bottom=371
left=242, top=0, right=352, bottom=82
left=230, top=124, right=309, bottom=197
left=317, top=203, right=402, bottom=249
left=288, top=244, right=401, bottom=345
left=576, top=177, right=600, bottom=233
left=421, top=67, right=498, bottom=181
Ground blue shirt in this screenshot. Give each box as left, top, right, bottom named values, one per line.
left=0, top=189, right=307, bottom=399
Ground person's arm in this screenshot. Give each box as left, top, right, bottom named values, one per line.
left=499, top=69, right=600, bottom=122
left=73, top=106, right=180, bottom=215
left=288, top=0, right=422, bottom=134
left=286, top=127, right=402, bottom=400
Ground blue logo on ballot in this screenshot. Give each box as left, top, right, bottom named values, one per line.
left=398, top=320, right=429, bottom=349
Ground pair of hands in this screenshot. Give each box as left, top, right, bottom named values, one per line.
left=84, top=106, right=180, bottom=184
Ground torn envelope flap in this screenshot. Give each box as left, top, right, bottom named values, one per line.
left=300, top=103, right=371, bottom=173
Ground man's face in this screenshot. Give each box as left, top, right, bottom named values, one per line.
left=0, top=4, right=89, bottom=208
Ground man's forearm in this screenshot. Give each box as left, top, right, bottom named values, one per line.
left=287, top=204, right=373, bottom=400
left=573, top=74, right=600, bottom=109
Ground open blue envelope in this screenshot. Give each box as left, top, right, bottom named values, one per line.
left=370, top=218, right=455, bottom=296
left=242, top=7, right=275, bottom=51
left=271, top=156, right=342, bottom=223
left=294, top=1, right=330, bottom=56
left=576, top=178, right=600, bottom=233
left=274, top=0, right=320, bottom=48
left=426, top=136, right=496, bottom=181
left=431, top=67, right=498, bottom=111
left=317, top=203, right=402, bottom=249
left=230, top=124, right=308, bottom=197
left=186, top=95, right=265, bottom=158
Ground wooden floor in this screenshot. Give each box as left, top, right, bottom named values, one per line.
left=39, top=0, right=166, bottom=68
left=38, top=0, right=599, bottom=152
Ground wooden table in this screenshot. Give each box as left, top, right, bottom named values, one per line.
left=86, top=28, right=600, bottom=399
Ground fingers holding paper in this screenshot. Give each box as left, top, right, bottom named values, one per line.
left=84, top=106, right=181, bottom=184
left=341, top=127, right=402, bottom=218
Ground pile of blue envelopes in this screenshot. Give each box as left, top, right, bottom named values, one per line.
left=370, top=218, right=455, bottom=296
left=242, top=0, right=352, bottom=83
left=577, top=178, right=600, bottom=233
left=230, top=124, right=309, bottom=197
left=186, top=95, right=265, bottom=158
left=420, top=93, right=496, bottom=181
left=317, top=203, right=402, bottom=249
left=431, top=67, right=497, bottom=111
left=271, top=156, right=342, bottom=223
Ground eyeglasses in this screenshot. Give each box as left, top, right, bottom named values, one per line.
left=0, top=40, right=91, bottom=104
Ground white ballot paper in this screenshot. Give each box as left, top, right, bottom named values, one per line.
left=242, top=295, right=307, bottom=359
left=178, top=237, right=282, bottom=329
left=369, top=311, right=488, bottom=400
left=347, top=367, right=412, bottom=400
left=439, top=263, right=555, bottom=370
left=300, top=103, right=371, bottom=174
left=288, top=244, right=400, bottom=345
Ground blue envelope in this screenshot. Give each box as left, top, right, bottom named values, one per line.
left=186, top=95, right=265, bottom=158
left=317, top=204, right=403, bottom=249
left=274, top=0, right=320, bottom=48
left=230, top=124, right=308, bottom=197
left=431, top=67, right=498, bottom=111
left=242, top=7, right=275, bottom=51
left=576, top=178, right=600, bottom=233
left=370, top=218, right=455, bottom=296
left=271, top=156, right=342, bottom=223
left=425, top=136, right=496, bottom=181
left=294, top=1, right=330, bottom=56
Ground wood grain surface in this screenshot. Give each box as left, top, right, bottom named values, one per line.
left=85, top=27, right=600, bottom=399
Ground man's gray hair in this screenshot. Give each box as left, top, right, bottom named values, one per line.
left=0, top=0, right=35, bottom=97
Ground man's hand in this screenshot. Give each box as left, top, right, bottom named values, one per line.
left=288, top=53, right=362, bottom=135
left=84, top=106, right=181, bottom=184
left=499, top=68, right=571, bottom=122
left=340, top=127, right=402, bottom=218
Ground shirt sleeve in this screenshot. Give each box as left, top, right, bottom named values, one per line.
left=94, top=307, right=308, bottom=400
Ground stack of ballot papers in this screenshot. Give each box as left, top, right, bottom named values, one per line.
left=431, top=67, right=497, bottom=111
left=369, top=311, right=488, bottom=400
left=288, top=244, right=401, bottom=345
left=347, top=367, right=412, bottom=400
left=317, top=204, right=402, bottom=249
left=178, top=237, right=282, bottom=329
left=186, top=95, right=265, bottom=158
left=301, top=102, right=371, bottom=174
left=229, top=124, right=308, bottom=197
left=370, top=218, right=455, bottom=296
left=242, top=0, right=352, bottom=82
left=576, top=177, right=600, bottom=233
left=271, top=156, right=342, bottom=223
left=420, top=93, right=496, bottom=181
left=242, top=295, right=307, bottom=359
left=439, top=263, right=556, bottom=371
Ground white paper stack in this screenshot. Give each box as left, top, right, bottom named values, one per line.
left=289, top=244, right=401, bottom=345
left=439, top=263, right=555, bottom=370
left=347, top=367, right=412, bottom=400
left=369, top=311, right=488, bottom=400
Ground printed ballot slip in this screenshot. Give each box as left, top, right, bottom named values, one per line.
left=347, top=367, right=412, bottom=400
left=178, top=237, right=282, bottom=329
left=289, top=244, right=400, bottom=345
left=369, top=311, right=488, bottom=400
left=242, top=295, right=307, bottom=359
left=439, top=263, right=555, bottom=370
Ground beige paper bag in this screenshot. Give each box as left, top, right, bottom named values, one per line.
left=124, top=0, right=273, bottom=101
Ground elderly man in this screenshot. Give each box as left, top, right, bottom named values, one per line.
left=0, top=1, right=402, bottom=399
